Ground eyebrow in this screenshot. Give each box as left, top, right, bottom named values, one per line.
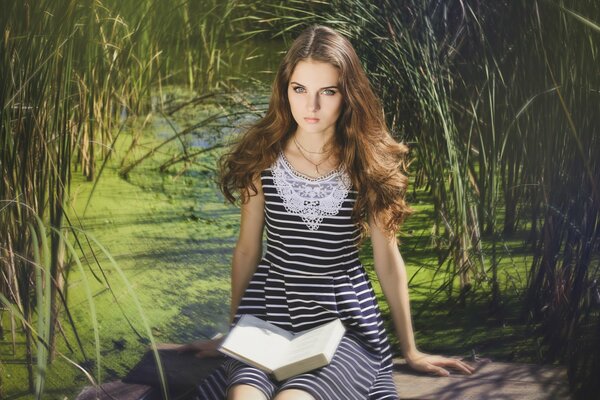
left=290, top=81, right=339, bottom=90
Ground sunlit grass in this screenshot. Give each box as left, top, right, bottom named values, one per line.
left=2, top=110, right=237, bottom=397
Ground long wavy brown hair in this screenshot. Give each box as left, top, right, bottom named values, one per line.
left=219, top=25, right=413, bottom=238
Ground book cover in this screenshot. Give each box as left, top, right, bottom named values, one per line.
left=218, top=314, right=346, bottom=381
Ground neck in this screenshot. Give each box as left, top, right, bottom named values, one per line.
left=293, top=129, right=335, bottom=153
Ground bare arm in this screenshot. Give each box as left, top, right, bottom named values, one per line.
left=369, top=215, right=474, bottom=376
left=369, top=214, right=418, bottom=357
left=229, top=177, right=265, bottom=323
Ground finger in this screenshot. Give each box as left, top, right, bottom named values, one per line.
left=195, top=349, right=220, bottom=359
left=175, top=344, right=191, bottom=352
left=449, top=360, right=474, bottom=375
left=462, top=361, right=476, bottom=373
left=434, top=366, right=450, bottom=377
left=431, top=357, right=475, bottom=374
left=178, top=343, right=204, bottom=353
left=425, top=364, right=449, bottom=377
left=448, top=358, right=476, bottom=374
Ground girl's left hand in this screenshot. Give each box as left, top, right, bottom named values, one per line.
left=404, top=350, right=476, bottom=377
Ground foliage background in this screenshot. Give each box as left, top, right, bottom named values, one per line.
left=1, top=0, right=598, bottom=398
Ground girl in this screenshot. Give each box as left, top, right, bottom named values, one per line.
left=184, top=25, right=474, bottom=400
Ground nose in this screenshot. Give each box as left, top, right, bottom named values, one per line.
left=307, top=92, right=320, bottom=112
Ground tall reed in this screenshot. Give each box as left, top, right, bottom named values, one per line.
left=518, top=2, right=600, bottom=397
left=1, top=0, right=271, bottom=396
left=320, top=0, right=599, bottom=397
left=1, top=2, right=80, bottom=392
left=317, top=0, right=490, bottom=301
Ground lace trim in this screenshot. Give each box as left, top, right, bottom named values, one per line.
left=279, top=151, right=341, bottom=182
left=271, top=152, right=351, bottom=231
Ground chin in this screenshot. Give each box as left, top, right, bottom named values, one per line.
left=299, top=123, right=332, bottom=134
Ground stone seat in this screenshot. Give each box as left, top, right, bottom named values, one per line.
left=76, top=357, right=572, bottom=400
left=392, top=358, right=571, bottom=400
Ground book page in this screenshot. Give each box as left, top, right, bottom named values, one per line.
left=283, top=319, right=344, bottom=366
left=219, top=315, right=293, bottom=370
left=220, top=316, right=345, bottom=380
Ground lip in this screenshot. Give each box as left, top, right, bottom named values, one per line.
left=304, top=117, right=320, bottom=124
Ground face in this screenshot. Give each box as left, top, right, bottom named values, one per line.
left=287, top=59, right=343, bottom=137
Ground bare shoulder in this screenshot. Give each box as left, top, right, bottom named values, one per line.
left=368, top=214, right=397, bottom=246
left=236, top=174, right=266, bottom=252
left=246, top=172, right=264, bottom=197
left=240, top=174, right=265, bottom=223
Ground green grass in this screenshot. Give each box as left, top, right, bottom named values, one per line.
left=362, top=186, right=539, bottom=364
left=2, top=105, right=236, bottom=398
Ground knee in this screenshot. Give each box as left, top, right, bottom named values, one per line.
left=273, top=389, right=316, bottom=400
left=227, top=384, right=268, bottom=400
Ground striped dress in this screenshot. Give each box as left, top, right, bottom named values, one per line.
left=197, top=152, right=399, bottom=399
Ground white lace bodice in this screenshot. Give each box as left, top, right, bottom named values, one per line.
left=271, top=152, right=352, bottom=231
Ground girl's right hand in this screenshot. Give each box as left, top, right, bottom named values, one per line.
left=175, top=336, right=224, bottom=358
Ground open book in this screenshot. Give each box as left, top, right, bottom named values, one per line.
left=219, top=314, right=346, bottom=381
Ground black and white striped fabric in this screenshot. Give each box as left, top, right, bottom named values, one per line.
left=197, top=152, right=399, bottom=399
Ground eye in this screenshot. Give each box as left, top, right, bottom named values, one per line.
left=321, top=89, right=337, bottom=96
left=292, top=86, right=306, bottom=94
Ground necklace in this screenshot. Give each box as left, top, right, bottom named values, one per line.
left=293, top=136, right=331, bottom=154
left=293, top=137, right=331, bottom=175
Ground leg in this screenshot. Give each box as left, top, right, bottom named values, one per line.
left=225, top=359, right=276, bottom=399
left=273, top=389, right=316, bottom=400
left=227, top=384, right=268, bottom=400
